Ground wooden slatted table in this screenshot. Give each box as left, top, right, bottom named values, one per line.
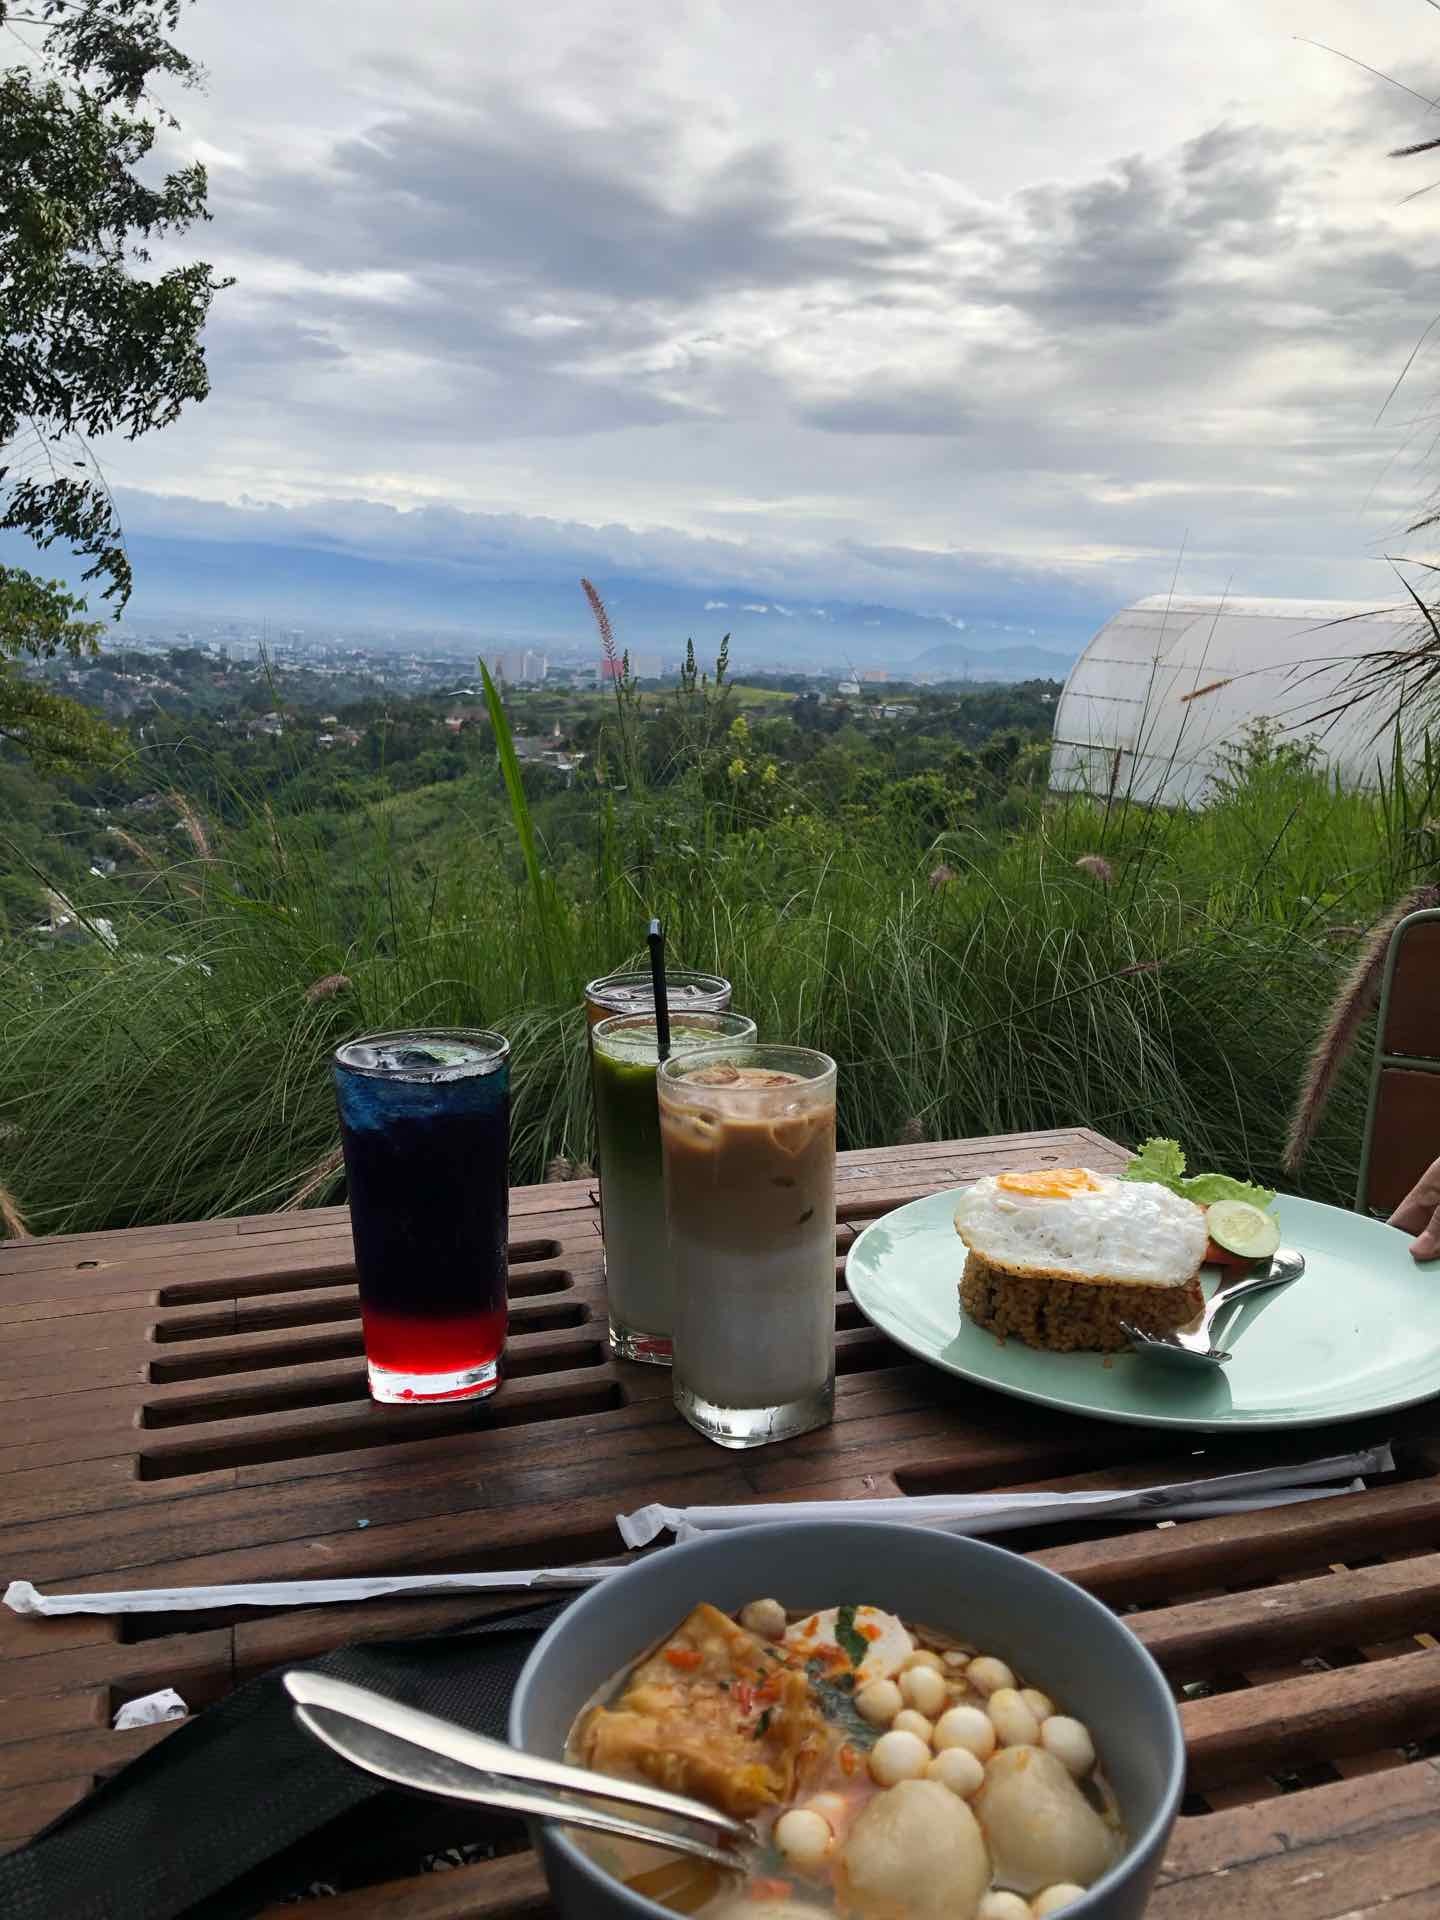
left=3, top=1125, right=1440, bottom=1918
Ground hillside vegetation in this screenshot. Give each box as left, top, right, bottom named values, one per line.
left=0, top=649, right=1423, bottom=1234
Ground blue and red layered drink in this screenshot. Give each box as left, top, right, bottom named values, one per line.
left=332, top=1029, right=510, bottom=1403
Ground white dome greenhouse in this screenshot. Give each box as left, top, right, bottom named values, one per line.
left=1049, top=594, right=1420, bottom=806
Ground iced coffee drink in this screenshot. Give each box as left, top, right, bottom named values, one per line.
left=657, top=1045, right=837, bottom=1448
left=591, top=1010, right=757, bottom=1365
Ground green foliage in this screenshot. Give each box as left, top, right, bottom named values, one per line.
left=0, top=714, right=1411, bottom=1232
left=0, top=0, right=230, bottom=653
left=0, top=568, right=101, bottom=658
left=479, top=658, right=568, bottom=996
left=0, top=667, right=117, bottom=766
left=0, top=568, right=115, bottom=764
left=0, top=649, right=1417, bottom=1232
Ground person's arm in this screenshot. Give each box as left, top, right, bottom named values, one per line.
left=1389, top=1158, right=1440, bottom=1259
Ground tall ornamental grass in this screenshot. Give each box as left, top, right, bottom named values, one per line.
left=0, top=720, right=1422, bottom=1233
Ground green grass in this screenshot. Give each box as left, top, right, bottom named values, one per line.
left=727, top=684, right=799, bottom=706
left=0, top=725, right=1420, bottom=1234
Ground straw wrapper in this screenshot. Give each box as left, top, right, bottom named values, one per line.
left=616, top=1444, right=1394, bottom=1547
left=6, top=1444, right=1393, bottom=1617
left=113, top=1689, right=188, bottom=1730
left=3, top=1565, right=618, bottom=1619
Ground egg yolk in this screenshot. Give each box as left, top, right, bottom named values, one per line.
left=996, top=1168, right=1102, bottom=1198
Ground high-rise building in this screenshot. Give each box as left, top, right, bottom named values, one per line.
left=490, top=648, right=549, bottom=685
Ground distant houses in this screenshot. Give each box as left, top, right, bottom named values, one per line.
left=29, top=897, right=119, bottom=952
left=443, top=711, right=584, bottom=782
left=513, top=735, right=584, bottom=782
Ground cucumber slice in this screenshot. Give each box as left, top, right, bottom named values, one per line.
left=1206, top=1199, right=1281, bottom=1261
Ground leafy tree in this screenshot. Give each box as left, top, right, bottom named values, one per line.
left=1, top=0, right=230, bottom=758
left=0, top=566, right=115, bottom=762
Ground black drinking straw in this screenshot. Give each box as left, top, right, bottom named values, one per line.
left=647, top=918, right=671, bottom=1062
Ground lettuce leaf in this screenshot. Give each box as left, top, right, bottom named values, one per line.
left=1123, top=1137, right=1187, bottom=1187
left=1174, top=1171, right=1276, bottom=1209
left=1124, top=1136, right=1275, bottom=1211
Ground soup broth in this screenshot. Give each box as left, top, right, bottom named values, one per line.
left=565, top=1597, right=1126, bottom=1918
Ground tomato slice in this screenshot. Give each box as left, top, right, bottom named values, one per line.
left=1203, top=1236, right=1253, bottom=1269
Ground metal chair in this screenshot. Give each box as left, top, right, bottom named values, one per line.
left=1357, top=907, right=1440, bottom=1215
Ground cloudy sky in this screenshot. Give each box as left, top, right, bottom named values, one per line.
left=36, top=0, right=1440, bottom=633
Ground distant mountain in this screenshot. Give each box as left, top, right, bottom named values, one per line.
left=3, top=513, right=1102, bottom=679
left=106, top=542, right=1091, bottom=677
left=908, top=638, right=1078, bottom=679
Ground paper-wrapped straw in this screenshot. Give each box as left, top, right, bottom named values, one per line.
left=616, top=1445, right=1393, bottom=1547
left=3, top=1564, right=619, bottom=1619
left=666, top=1480, right=1368, bottom=1541
left=8, top=1444, right=1393, bottom=1619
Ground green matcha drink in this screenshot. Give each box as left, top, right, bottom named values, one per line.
left=591, top=1010, right=756, bottom=1364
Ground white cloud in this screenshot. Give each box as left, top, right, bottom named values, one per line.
left=703, top=598, right=728, bottom=608
left=67, top=0, right=1440, bottom=620
left=741, top=602, right=770, bottom=613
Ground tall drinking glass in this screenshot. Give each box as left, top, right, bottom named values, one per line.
left=658, top=1044, right=837, bottom=1448
left=583, top=968, right=731, bottom=1032
left=592, top=1010, right=756, bottom=1365
left=583, top=970, right=731, bottom=1299
left=332, top=1029, right=510, bottom=1404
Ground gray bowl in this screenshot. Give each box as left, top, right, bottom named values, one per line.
left=510, top=1520, right=1184, bottom=1919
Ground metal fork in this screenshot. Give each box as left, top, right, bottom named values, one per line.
left=1120, top=1249, right=1305, bottom=1370
left=283, top=1670, right=761, bottom=1872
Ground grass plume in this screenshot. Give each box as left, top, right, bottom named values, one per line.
left=0, top=1180, right=28, bottom=1241
left=1283, top=883, right=1440, bottom=1173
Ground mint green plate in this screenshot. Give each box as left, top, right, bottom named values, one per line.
left=846, top=1187, right=1440, bottom=1429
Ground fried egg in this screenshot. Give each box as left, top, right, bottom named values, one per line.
left=953, top=1169, right=1206, bottom=1288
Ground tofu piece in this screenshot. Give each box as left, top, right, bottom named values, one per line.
left=784, top=1605, right=914, bottom=1682
left=580, top=1603, right=830, bottom=1816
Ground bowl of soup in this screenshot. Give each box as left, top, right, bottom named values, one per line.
left=509, top=1521, right=1184, bottom=1920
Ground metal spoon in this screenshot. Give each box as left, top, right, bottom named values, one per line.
left=1120, top=1248, right=1306, bottom=1370
left=283, top=1670, right=759, bottom=1873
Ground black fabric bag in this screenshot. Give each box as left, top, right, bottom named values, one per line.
left=0, top=1599, right=570, bottom=1920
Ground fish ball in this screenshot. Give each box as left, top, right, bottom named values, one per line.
left=893, top=1708, right=935, bottom=1742
left=987, top=1687, right=1042, bottom=1748
left=974, top=1747, right=1116, bottom=1896
left=1032, top=1887, right=1087, bottom=1916
left=739, top=1598, right=787, bottom=1641
left=977, top=1896, right=1031, bottom=1920
left=943, top=1649, right=972, bottom=1670
left=900, top=1664, right=948, bottom=1717
left=804, top=1792, right=849, bottom=1832
left=1020, top=1688, right=1054, bottom=1722
left=967, top=1655, right=1016, bottom=1697
left=926, top=1746, right=985, bottom=1797
left=774, top=1807, right=832, bottom=1871
left=855, top=1679, right=903, bottom=1728
left=902, top=1648, right=945, bottom=1672
left=1040, top=1716, right=1096, bottom=1779
left=934, top=1704, right=998, bottom=1759
left=868, top=1728, right=932, bottom=1787
left=840, top=1778, right=990, bottom=1919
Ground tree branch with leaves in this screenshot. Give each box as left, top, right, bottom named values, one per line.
left=0, top=0, right=230, bottom=761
